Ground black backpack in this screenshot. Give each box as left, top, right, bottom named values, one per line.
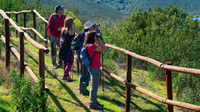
left=60, top=30, right=73, bottom=47
left=71, top=32, right=84, bottom=50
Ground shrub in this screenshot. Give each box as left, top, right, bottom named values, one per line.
left=9, top=69, right=54, bottom=112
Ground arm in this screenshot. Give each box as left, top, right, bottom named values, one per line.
left=72, top=27, right=80, bottom=35
left=95, top=37, right=106, bottom=52
left=96, top=26, right=104, bottom=41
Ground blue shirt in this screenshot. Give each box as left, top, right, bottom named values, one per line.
left=78, top=30, right=102, bottom=52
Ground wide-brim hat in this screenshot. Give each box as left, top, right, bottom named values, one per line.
left=84, top=21, right=93, bottom=29
left=55, top=5, right=64, bottom=12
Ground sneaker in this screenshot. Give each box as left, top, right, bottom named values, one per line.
left=89, top=105, right=102, bottom=110
left=52, top=65, right=57, bottom=69
left=62, top=76, right=72, bottom=82
left=97, top=101, right=104, bottom=107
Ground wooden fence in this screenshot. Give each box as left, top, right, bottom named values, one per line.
left=0, top=9, right=48, bottom=111
left=1, top=9, right=200, bottom=112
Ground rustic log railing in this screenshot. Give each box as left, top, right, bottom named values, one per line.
left=19, top=27, right=50, bottom=43
left=2, top=9, right=200, bottom=112
left=101, top=43, right=200, bottom=112
left=0, top=34, right=48, bottom=89
left=0, top=9, right=48, bottom=111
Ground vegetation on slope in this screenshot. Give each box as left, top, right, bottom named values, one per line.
left=109, top=4, right=200, bottom=109
left=95, top=0, right=200, bottom=15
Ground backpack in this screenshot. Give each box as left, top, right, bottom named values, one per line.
left=53, top=13, right=65, bottom=25
left=80, top=44, right=96, bottom=67
left=60, top=30, right=73, bottom=47
left=71, top=32, right=84, bottom=50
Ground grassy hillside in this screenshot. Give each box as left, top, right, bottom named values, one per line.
left=94, top=0, right=200, bottom=15
left=40, top=0, right=200, bottom=17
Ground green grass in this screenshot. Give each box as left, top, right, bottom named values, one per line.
left=0, top=86, right=14, bottom=111
left=0, top=35, right=177, bottom=111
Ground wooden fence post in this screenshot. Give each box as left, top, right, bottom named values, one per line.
left=166, top=62, right=173, bottom=112
left=39, top=49, right=45, bottom=112
left=4, top=18, right=10, bottom=71
left=125, top=50, right=132, bottom=112
left=32, top=11, right=36, bottom=41
left=19, top=32, right=24, bottom=77
left=45, top=22, right=47, bottom=48
left=76, top=51, right=80, bottom=75
left=15, top=14, right=18, bottom=38
left=23, top=13, right=26, bottom=32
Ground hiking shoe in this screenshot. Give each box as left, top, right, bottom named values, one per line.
left=81, top=82, right=87, bottom=91
left=57, top=64, right=63, bottom=68
left=97, top=101, right=104, bottom=107
left=89, top=105, right=102, bottom=110
left=62, top=77, right=72, bottom=82
left=80, top=82, right=89, bottom=95
left=52, top=65, right=57, bottom=69
left=80, top=89, right=89, bottom=95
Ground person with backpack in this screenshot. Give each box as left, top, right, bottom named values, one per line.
left=59, top=17, right=80, bottom=81
left=47, top=5, right=65, bottom=69
left=83, top=31, right=106, bottom=109
left=76, top=21, right=103, bottom=95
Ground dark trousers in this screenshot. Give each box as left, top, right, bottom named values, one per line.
left=77, top=51, right=90, bottom=90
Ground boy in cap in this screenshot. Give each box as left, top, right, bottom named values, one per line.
left=47, top=5, right=65, bottom=69
left=77, top=21, right=103, bottom=95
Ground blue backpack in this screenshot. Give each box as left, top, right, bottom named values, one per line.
left=80, top=45, right=96, bottom=67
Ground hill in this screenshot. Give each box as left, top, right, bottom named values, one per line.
left=39, top=0, right=126, bottom=21
left=94, top=0, right=200, bottom=15
left=40, top=0, right=200, bottom=19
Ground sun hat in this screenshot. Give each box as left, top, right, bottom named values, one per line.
left=55, top=5, right=64, bottom=12
left=84, top=21, right=94, bottom=29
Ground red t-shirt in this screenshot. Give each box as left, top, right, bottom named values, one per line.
left=47, top=14, right=65, bottom=37
left=87, top=44, right=101, bottom=68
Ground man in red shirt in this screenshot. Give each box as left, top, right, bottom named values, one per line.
left=48, top=5, right=65, bottom=69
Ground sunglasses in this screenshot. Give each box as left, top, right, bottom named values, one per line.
left=59, top=8, right=64, bottom=10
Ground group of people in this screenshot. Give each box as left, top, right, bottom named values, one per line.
left=47, top=5, right=106, bottom=110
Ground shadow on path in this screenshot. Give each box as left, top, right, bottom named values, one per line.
left=56, top=78, right=91, bottom=112
left=48, top=91, right=66, bottom=112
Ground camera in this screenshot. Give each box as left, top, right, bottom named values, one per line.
left=96, top=33, right=101, bottom=38
left=94, top=23, right=100, bottom=26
